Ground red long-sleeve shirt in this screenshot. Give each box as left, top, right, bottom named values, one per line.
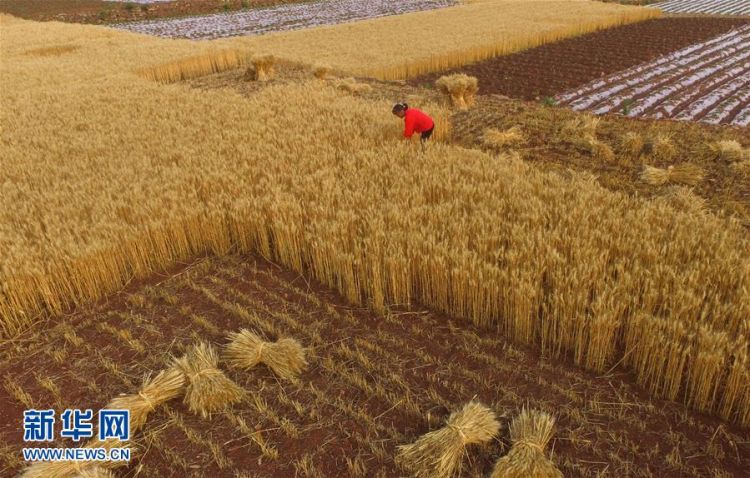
left=403, top=108, right=434, bottom=138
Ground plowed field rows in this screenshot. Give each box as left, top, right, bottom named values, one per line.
left=411, top=17, right=749, bottom=101
left=114, top=0, right=456, bottom=39
left=557, top=24, right=750, bottom=126
left=656, top=0, right=750, bottom=15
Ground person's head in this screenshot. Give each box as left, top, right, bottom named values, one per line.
left=392, top=102, right=408, bottom=118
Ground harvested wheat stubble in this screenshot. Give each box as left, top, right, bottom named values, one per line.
left=20, top=438, right=129, bottom=478
left=557, top=24, right=750, bottom=126
left=411, top=17, right=749, bottom=100
left=114, top=0, right=457, bottom=39
left=173, top=343, right=244, bottom=417
left=491, top=408, right=562, bottom=478
left=224, top=328, right=307, bottom=380
left=2, top=254, right=750, bottom=477
left=397, top=401, right=500, bottom=478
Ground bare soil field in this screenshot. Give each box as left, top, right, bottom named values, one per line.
left=0, top=0, right=302, bottom=24
left=411, top=17, right=750, bottom=101
left=557, top=24, right=750, bottom=126
left=2, top=254, right=749, bottom=477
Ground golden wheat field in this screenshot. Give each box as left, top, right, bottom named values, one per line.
left=228, top=0, right=660, bottom=79
left=1, top=1, right=750, bottom=476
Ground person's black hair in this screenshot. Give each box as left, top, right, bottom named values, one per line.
left=392, top=102, right=409, bottom=114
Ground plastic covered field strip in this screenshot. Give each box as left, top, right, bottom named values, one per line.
left=647, top=61, right=750, bottom=118
left=590, top=45, right=750, bottom=115
left=677, top=79, right=750, bottom=123
left=556, top=25, right=750, bottom=125
left=114, top=0, right=457, bottom=39
left=625, top=59, right=750, bottom=117
left=656, top=0, right=750, bottom=15
left=731, top=101, right=750, bottom=126
left=555, top=25, right=750, bottom=105
left=562, top=27, right=750, bottom=110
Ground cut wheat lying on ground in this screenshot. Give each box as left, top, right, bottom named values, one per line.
left=557, top=24, right=750, bottom=126
left=223, top=0, right=659, bottom=79
left=2, top=14, right=750, bottom=427
left=2, top=255, right=749, bottom=477
left=193, top=62, right=750, bottom=224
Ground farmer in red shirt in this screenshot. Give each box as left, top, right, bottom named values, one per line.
left=392, top=102, right=435, bottom=144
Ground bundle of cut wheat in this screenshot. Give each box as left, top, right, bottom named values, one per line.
left=641, top=164, right=703, bottom=186
left=224, top=329, right=307, bottom=380
left=643, top=134, right=677, bottom=162
left=21, top=439, right=125, bottom=478
left=396, top=401, right=499, bottom=478
left=621, top=131, right=644, bottom=158
left=173, top=343, right=244, bottom=417
left=482, top=127, right=525, bottom=149
left=560, top=115, right=599, bottom=139
left=491, top=408, right=562, bottom=478
left=577, top=134, right=615, bottom=162
left=313, top=64, right=331, bottom=80
left=731, top=160, right=750, bottom=178
left=73, top=466, right=116, bottom=478
left=246, top=54, right=276, bottom=82
left=710, top=140, right=745, bottom=162
left=106, top=366, right=185, bottom=432
left=435, top=74, right=479, bottom=110
left=337, top=77, right=373, bottom=95
left=659, top=186, right=707, bottom=214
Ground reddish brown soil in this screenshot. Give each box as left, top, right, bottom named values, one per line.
left=0, top=0, right=303, bottom=25
left=412, top=17, right=750, bottom=101
left=1, top=254, right=748, bottom=477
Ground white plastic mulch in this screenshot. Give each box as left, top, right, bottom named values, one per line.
left=654, top=0, right=750, bottom=16
left=112, top=0, right=457, bottom=39
left=556, top=25, right=750, bottom=127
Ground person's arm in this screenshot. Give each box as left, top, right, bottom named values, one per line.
left=403, top=113, right=415, bottom=139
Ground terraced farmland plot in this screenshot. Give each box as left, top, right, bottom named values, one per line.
left=114, top=0, right=457, bottom=39
left=3, top=255, right=750, bottom=477
left=556, top=25, right=750, bottom=126
left=656, top=0, right=750, bottom=15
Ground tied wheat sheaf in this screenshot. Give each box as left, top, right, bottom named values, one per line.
left=491, top=409, right=563, bottom=478
left=20, top=367, right=184, bottom=478
left=396, top=401, right=500, bottom=478
left=73, top=467, right=115, bottom=478
left=173, top=342, right=244, bottom=417
left=3, top=14, right=750, bottom=426
left=224, top=328, right=308, bottom=380
left=436, top=74, right=478, bottom=110
left=106, top=367, right=186, bottom=431
left=641, top=164, right=704, bottom=186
